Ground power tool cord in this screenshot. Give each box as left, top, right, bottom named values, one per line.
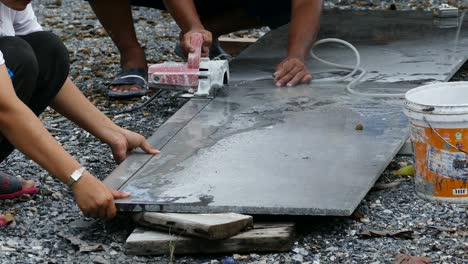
left=310, top=38, right=405, bottom=98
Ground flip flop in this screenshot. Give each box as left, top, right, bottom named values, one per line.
left=108, top=68, right=149, bottom=99
left=0, top=216, right=6, bottom=227
left=0, top=172, right=38, bottom=200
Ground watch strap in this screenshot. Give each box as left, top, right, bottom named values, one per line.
left=66, top=167, right=86, bottom=188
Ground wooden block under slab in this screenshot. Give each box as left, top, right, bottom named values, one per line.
left=132, top=212, right=253, bottom=240
left=126, top=223, right=295, bottom=256
left=218, top=37, right=258, bottom=56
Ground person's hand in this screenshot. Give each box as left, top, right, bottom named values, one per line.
left=274, top=57, right=312, bottom=87
left=180, top=28, right=212, bottom=57
left=108, top=128, right=160, bottom=164
left=71, top=172, right=130, bottom=219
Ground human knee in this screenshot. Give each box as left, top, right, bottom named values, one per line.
left=1, top=37, right=39, bottom=79
left=26, top=31, right=70, bottom=77
left=0, top=37, right=39, bottom=102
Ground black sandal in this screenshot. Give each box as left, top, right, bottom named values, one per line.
left=108, top=68, right=149, bottom=99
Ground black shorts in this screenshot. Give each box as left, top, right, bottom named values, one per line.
left=129, top=0, right=291, bottom=29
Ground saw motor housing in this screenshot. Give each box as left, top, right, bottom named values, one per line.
left=148, top=33, right=230, bottom=97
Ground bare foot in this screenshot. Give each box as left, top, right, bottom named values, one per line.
left=110, top=47, right=148, bottom=94
left=110, top=84, right=145, bottom=93
left=18, top=176, right=35, bottom=189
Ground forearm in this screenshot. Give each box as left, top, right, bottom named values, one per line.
left=0, top=67, right=80, bottom=183
left=287, top=0, right=323, bottom=60
left=50, top=78, right=121, bottom=146
left=1, top=106, right=82, bottom=182
left=163, top=0, right=204, bottom=32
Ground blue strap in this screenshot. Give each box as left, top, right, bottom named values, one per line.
left=7, top=67, right=14, bottom=78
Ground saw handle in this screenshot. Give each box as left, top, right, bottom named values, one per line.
left=187, top=33, right=203, bottom=69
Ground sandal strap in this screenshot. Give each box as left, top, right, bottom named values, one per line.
left=110, top=68, right=148, bottom=88
left=0, top=172, right=21, bottom=195
left=117, top=75, right=147, bottom=82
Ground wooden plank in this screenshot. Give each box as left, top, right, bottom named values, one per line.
left=125, top=223, right=295, bottom=256
left=218, top=37, right=258, bottom=56
left=132, top=212, right=253, bottom=240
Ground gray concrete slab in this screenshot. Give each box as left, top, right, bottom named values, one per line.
left=105, top=10, right=468, bottom=216
left=116, top=82, right=407, bottom=215
left=103, top=98, right=211, bottom=190
left=231, top=10, right=468, bottom=84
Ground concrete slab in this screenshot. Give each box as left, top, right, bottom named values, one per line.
left=231, top=10, right=468, bottom=84
left=114, top=82, right=407, bottom=215
left=105, top=10, right=468, bottom=216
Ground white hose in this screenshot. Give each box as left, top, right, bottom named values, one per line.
left=310, top=38, right=405, bottom=98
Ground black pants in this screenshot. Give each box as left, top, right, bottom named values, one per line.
left=130, top=0, right=291, bottom=29
left=0, top=31, right=70, bottom=162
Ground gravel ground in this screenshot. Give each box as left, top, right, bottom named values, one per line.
left=0, top=1, right=466, bottom=264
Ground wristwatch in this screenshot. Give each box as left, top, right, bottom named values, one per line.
left=66, top=167, right=86, bottom=187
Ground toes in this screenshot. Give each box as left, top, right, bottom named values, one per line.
left=17, top=176, right=35, bottom=189
left=110, top=84, right=142, bottom=93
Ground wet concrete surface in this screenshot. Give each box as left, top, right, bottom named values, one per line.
left=105, top=10, right=467, bottom=215
left=232, top=10, right=468, bottom=84
left=114, top=82, right=407, bottom=215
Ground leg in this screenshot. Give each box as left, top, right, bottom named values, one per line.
left=0, top=37, right=39, bottom=104
left=87, top=0, right=164, bottom=96
left=19, top=31, right=70, bottom=116
left=0, top=36, right=39, bottom=161
left=0, top=32, right=70, bottom=162
left=88, top=0, right=147, bottom=70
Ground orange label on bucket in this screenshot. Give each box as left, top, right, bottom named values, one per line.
left=410, top=125, right=468, bottom=200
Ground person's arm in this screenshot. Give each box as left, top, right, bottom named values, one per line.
left=163, top=0, right=212, bottom=56
left=50, top=78, right=159, bottom=164
left=0, top=65, right=127, bottom=219
left=275, top=0, right=322, bottom=87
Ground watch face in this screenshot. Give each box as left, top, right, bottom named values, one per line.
left=71, top=174, right=79, bottom=181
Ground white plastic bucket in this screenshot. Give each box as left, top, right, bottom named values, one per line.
left=404, top=81, right=468, bottom=203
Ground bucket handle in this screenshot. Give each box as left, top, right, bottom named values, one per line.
left=423, top=117, right=468, bottom=154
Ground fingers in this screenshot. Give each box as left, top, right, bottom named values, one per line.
left=201, top=31, right=212, bottom=57
left=301, top=74, right=313, bottom=84
left=275, top=58, right=312, bottom=87
left=287, top=71, right=312, bottom=87
left=182, top=33, right=194, bottom=54
left=17, top=176, right=36, bottom=189
left=276, top=65, right=303, bottom=87
left=99, top=205, right=108, bottom=220
left=201, top=46, right=209, bottom=57
left=112, top=189, right=131, bottom=199
left=73, top=174, right=121, bottom=220
left=182, top=30, right=212, bottom=57
left=80, top=193, right=119, bottom=220
left=140, top=140, right=160, bottom=155
left=105, top=200, right=117, bottom=219
left=113, top=149, right=126, bottom=165
left=201, top=31, right=212, bottom=48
